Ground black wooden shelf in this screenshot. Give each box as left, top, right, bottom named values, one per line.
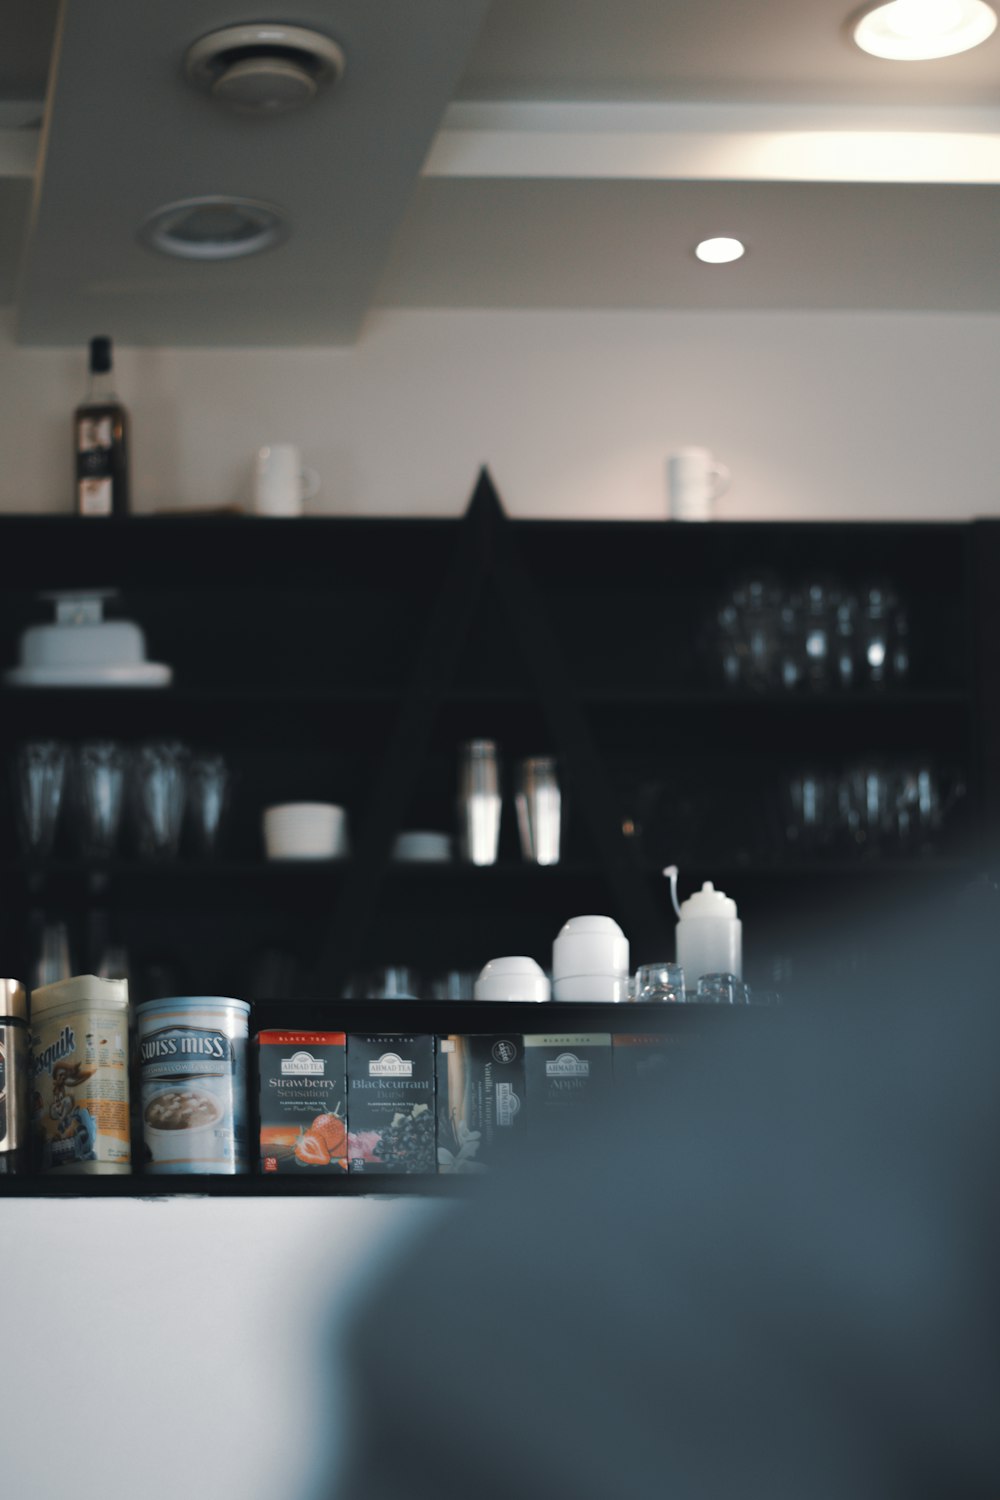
left=0, top=1172, right=477, bottom=1199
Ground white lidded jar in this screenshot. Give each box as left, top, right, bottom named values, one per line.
left=474, top=956, right=550, bottom=1002
left=552, top=915, right=629, bottom=1002
left=675, top=881, right=742, bottom=986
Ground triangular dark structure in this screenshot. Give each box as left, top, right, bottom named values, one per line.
left=320, top=468, right=669, bottom=993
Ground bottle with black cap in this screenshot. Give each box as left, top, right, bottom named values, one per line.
left=75, top=335, right=130, bottom=516
left=0, top=980, right=30, bottom=1174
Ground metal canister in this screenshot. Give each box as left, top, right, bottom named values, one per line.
left=31, top=974, right=131, bottom=1173
left=0, top=980, right=30, bottom=1174
left=136, top=997, right=250, bottom=1174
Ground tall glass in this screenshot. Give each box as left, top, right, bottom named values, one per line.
left=14, top=740, right=68, bottom=860
left=73, top=740, right=127, bottom=860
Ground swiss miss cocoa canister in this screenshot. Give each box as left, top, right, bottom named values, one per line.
left=137, top=997, right=249, bottom=1174
left=0, top=980, right=30, bottom=1174
left=32, top=974, right=131, bottom=1173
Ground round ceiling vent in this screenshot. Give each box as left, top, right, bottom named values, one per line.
left=138, top=195, right=288, bottom=259
left=185, top=23, right=346, bottom=115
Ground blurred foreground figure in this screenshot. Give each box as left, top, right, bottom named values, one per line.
left=332, top=883, right=1000, bottom=1499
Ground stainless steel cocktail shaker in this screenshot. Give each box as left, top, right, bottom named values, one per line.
left=515, top=755, right=561, bottom=865
left=457, top=739, right=502, bottom=865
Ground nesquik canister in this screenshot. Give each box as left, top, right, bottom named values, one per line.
left=0, top=980, right=30, bottom=1174
left=31, top=974, right=131, bottom=1173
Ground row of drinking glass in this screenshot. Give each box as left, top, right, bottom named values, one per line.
left=716, top=576, right=910, bottom=693
left=12, top=739, right=229, bottom=862
left=342, top=964, right=771, bottom=1005
left=782, top=763, right=963, bottom=855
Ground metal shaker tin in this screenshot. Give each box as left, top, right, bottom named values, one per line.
left=0, top=980, right=30, bottom=1174
left=137, top=997, right=250, bottom=1174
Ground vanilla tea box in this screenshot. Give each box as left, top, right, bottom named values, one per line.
left=437, top=1033, right=525, bottom=1173
left=257, top=1030, right=347, bottom=1174
left=523, top=1033, right=613, bottom=1140
left=347, top=1034, right=436, bottom=1174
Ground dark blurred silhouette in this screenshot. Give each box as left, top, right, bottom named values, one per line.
left=331, top=878, right=1000, bottom=1499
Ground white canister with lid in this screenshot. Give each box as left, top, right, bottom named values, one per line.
left=675, top=881, right=742, bottom=985
left=552, top=916, right=629, bottom=1002
left=474, top=957, right=550, bottom=1002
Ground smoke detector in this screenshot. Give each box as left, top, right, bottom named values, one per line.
left=185, top=23, right=346, bottom=115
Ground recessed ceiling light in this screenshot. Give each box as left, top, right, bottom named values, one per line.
left=138, top=196, right=288, bottom=259
left=695, top=237, right=746, bottom=264
left=850, top=0, right=997, bottom=59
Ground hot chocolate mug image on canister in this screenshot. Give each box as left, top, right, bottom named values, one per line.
left=137, top=996, right=250, bottom=1173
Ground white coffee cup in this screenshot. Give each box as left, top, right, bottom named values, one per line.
left=253, top=444, right=320, bottom=517
left=667, top=447, right=731, bottom=522
left=263, top=802, right=349, bottom=859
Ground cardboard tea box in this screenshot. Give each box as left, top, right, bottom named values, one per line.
left=523, top=1032, right=613, bottom=1140
left=437, top=1033, right=525, bottom=1173
left=257, top=1030, right=347, bottom=1173
left=347, top=1034, right=436, bottom=1174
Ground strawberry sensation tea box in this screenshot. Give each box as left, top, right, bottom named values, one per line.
left=257, top=1030, right=347, bottom=1173
left=347, top=1034, right=436, bottom=1174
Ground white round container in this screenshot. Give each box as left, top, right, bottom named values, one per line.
left=675, top=881, right=742, bottom=985
left=137, top=996, right=250, bottom=1174
left=552, top=916, right=629, bottom=1003
left=263, top=802, right=348, bottom=859
left=474, top=956, right=550, bottom=1002
left=31, top=974, right=131, bottom=1174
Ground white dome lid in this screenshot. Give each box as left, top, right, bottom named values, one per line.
left=474, top=956, right=550, bottom=1002
left=553, top=915, right=629, bottom=979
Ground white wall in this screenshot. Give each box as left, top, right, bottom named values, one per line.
left=0, top=1195, right=440, bottom=1500
left=2, top=305, right=999, bottom=521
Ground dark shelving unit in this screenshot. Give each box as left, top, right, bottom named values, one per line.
left=0, top=480, right=993, bottom=1009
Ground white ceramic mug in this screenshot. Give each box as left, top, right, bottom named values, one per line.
left=253, top=444, right=320, bottom=517
left=667, top=447, right=731, bottom=522
left=263, top=802, right=349, bottom=859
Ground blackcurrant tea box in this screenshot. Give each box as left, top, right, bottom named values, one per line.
left=436, top=1033, right=525, bottom=1173
left=523, top=1032, right=613, bottom=1139
left=347, top=1034, right=436, bottom=1174
left=257, top=1030, right=347, bottom=1174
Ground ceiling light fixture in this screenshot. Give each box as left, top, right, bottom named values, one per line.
left=185, top=24, right=346, bottom=114
left=850, top=0, right=997, bottom=59
left=695, top=237, right=746, bottom=264
left=138, top=196, right=288, bottom=259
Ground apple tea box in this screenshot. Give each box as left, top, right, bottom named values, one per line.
left=437, top=1033, right=525, bottom=1173
left=257, top=1030, right=347, bottom=1173
left=347, top=1034, right=435, bottom=1174
left=523, top=1032, right=613, bottom=1140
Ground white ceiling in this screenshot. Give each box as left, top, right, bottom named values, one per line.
left=5, top=0, right=1000, bottom=342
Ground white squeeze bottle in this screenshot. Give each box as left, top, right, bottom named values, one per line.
left=665, top=867, right=742, bottom=986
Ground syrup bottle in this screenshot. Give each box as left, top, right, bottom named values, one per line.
left=75, top=335, right=130, bottom=516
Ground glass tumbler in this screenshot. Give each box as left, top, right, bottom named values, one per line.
left=634, top=963, right=686, bottom=1003
left=132, top=740, right=188, bottom=860
left=73, top=740, right=127, bottom=860
left=13, top=740, right=68, bottom=859
left=186, top=753, right=230, bottom=859
left=696, top=972, right=750, bottom=1005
